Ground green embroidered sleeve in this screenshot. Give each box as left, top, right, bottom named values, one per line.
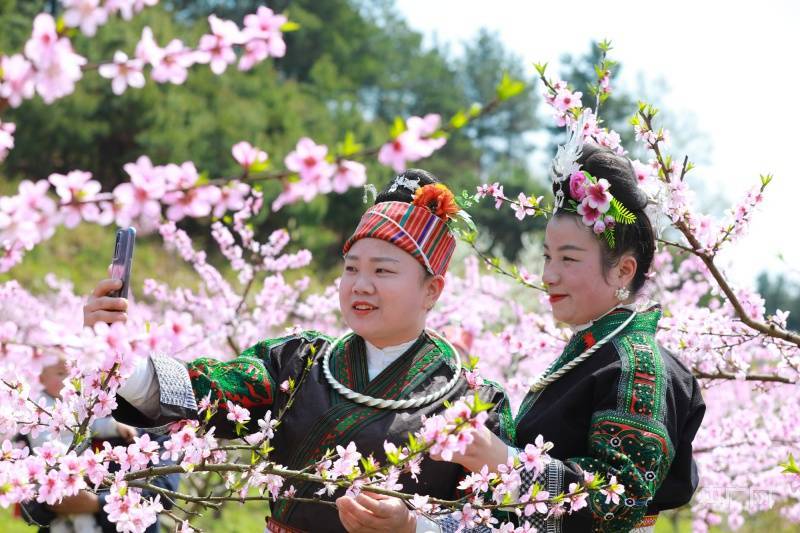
left=186, top=331, right=329, bottom=438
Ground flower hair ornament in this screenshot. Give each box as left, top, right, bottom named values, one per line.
left=388, top=174, right=422, bottom=194
left=412, top=182, right=476, bottom=233
left=550, top=112, right=637, bottom=248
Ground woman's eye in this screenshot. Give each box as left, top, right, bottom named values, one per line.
left=563, top=256, right=576, bottom=262
left=344, top=265, right=356, bottom=272
left=376, top=268, right=393, bottom=274
left=543, top=254, right=551, bottom=261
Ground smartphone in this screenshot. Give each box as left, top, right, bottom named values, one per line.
left=109, top=227, right=136, bottom=299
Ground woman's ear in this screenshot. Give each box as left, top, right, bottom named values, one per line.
left=423, top=275, right=446, bottom=311
left=617, top=254, right=638, bottom=288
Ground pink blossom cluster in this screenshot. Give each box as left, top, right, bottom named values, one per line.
left=475, top=183, right=543, bottom=222
left=15, top=14, right=86, bottom=105
left=0, top=5, right=288, bottom=109
left=377, top=114, right=447, bottom=172
left=114, top=156, right=249, bottom=227
left=569, top=171, right=616, bottom=234
left=542, top=82, right=623, bottom=154
left=272, top=137, right=367, bottom=210
left=130, top=8, right=287, bottom=89
left=62, top=0, right=159, bottom=37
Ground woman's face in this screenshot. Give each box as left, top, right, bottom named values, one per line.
left=40, top=359, right=69, bottom=398
left=542, top=215, right=631, bottom=326
left=340, top=238, right=443, bottom=348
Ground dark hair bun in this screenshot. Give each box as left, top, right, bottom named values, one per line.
left=551, top=143, right=655, bottom=295
left=553, top=143, right=647, bottom=212
left=375, top=168, right=440, bottom=204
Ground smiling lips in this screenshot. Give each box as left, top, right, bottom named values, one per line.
left=352, top=301, right=378, bottom=316
left=548, top=294, right=567, bottom=304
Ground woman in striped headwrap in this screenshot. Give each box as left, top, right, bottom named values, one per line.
left=84, top=169, right=514, bottom=533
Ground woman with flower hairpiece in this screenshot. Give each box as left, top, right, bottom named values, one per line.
left=83, top=169, right=514, bottom=533
left=436, top=142, right=706, bottom=532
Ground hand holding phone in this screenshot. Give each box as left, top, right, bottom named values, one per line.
left=83, top=228, right=136, bottom=328
left=109, top=227, right=136, bottom=299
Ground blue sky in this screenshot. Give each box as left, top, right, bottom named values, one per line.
left=397, top=0, right=800, bottom=287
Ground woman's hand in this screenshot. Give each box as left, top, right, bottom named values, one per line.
left=83, top=278, right=128, bottom=328
left=116, top=422, right=137, bottom=443
left=432, top=425, right=510, bottom=474
left=336, top=492, right=415, bottom=533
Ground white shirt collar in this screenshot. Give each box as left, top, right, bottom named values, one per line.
left=364, top=337, right=419, bottom=380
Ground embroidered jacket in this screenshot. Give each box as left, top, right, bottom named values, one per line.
left=511, top=306, right=705, bottom=532
left=113, top=330, right=514, bottom=533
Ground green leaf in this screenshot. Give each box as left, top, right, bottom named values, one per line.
left=597, top=39, right=613, bottom=53
left=261, top=442, right=274, bottom=456
left=609, top=198, right=636, bottom=224
left=196, top=171, right=210, bottom=186
left=390, top=116, right=406, bottom=138
left=449, top=110, right=469, bottom=130
left=280, top=21, right=301, bottom=32
left=468, top=103, right=482, bottom=117
left=780, top=453, right=800, bottom=474
left=468, top=391, right=495, bottom=414
left=249, top=159, right=270, bottom=173
left=337, top=132, right=363, bottom=157
left=496, top=72, right=526, bottom=101
left=601, top=229, right=616, bottom=249
left=533, top=62, right=548, bottom=77
left=760, top=173, right=773, bottom=187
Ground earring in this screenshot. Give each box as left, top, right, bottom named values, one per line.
left=615, top=286, right=630, bottom=301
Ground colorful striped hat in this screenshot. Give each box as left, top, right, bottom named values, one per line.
left=343, top=187, right=457, bottom=276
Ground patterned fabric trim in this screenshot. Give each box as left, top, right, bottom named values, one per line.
left=516, top=460, right=564, bottom=532
left=484, top=379, right=516, bottom=444
left=544, top=460, right=564, bottom=533
left=153, top=354, right=198, bottom=412
left=437, top=515, right=492, bottom=533
left=613, top=334, right=666, bottom=421
left=635, top=514, right=659, bottom=527
left=265, top=517, right=306, bottom=533
left=188, top=354, right=274, bottom=411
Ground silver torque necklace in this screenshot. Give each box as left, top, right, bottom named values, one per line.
left=322, top=329, right=462, bottom=410
left=529, top=311, right=638, bottom=393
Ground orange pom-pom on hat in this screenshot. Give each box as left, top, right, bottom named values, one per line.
left=412, top=183, right=459, bottom=220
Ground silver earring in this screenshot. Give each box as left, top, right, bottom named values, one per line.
left=615, top=286, right=630, bottom=301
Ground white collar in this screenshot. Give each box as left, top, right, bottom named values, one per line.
left=364, top=337, right=419, bottom=379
